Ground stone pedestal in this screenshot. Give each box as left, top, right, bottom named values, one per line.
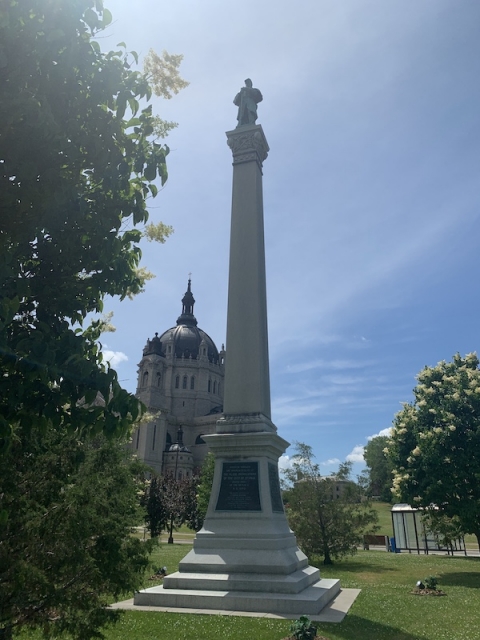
left=135, top=428, right=340, bottom=614
left=133, top=119, right=340, bottom=615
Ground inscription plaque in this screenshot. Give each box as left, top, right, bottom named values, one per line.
left=215, top=461, right=261, bottom=511
left=268, top=462, right=284, bottom=512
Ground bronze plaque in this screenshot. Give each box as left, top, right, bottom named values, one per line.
left=215, top=461, right=261, bottom=511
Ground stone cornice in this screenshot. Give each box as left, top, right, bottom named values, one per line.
left=216, top=412, right=276, bottom=434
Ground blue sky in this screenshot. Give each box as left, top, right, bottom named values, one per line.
left=100, top=0, right=480, bottom=477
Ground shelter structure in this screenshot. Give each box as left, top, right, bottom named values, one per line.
left=391, top=504, right=466, bottom=555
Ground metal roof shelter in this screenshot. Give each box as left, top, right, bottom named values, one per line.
left=391, top=504, right=466, bottom=555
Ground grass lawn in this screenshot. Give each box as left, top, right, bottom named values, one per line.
left=19, top=544, right=480, bottom=640
left=371, top=501, right=394, bottom=536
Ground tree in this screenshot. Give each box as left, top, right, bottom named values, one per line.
left=283, top=443, right=378, bottom=565
left=363, top=435, right=394, bottom=501
left=0, top=430, right=155, bottom=640
left=181, top=474, right=203, bottom=532
left=142, top=472, right=200, bottom=538
left=196, top=452, right=215, bottom=527
left=387, top=352, right=480, bottom=550
left=0, top=1, right=186, bottom=636
left=0, top=0, right=186, bottom=456
left=143, top=475, right=169, bottom=538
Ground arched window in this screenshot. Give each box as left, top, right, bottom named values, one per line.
left=213, top=380, right=217, bottom=394
left=142, top=371, right=149, bottom=386
left=157, top=372, right=162, bottom=387
left=190, top=376, right=195, bottom=390
left=175, top=375, right=179, bottom=389
left=208, top=379, right=211, bottom=393
left=152, top=424, right=156, bottom=451
left=177, top=470, right=183, bottom=481
left=136, top=428, right=140, bottom=449
left=182, top=375, right=187, bottom=389
left=217, top=382, right=220, bottom=396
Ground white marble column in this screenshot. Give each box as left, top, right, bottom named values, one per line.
left=219, top=124, right=274, bottom=432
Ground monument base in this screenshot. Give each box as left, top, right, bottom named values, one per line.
left=133, top=429, right=341, bottom=615
left=134, top=578, right=340, bottom=615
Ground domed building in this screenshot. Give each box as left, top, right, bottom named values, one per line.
left=131, top=280, right=225, bottom=476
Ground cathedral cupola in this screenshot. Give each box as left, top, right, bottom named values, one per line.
left=176, top=279, right=197, bottom=327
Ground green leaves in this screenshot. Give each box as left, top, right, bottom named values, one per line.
left=0, top=2, right=188, bottom=634
left=388, top=353, right=480, bottom=548
left=0, top=431, right=152, bottom=638
left=284, top=443, right=378, bottom=565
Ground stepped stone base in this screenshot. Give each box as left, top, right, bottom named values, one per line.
left=134, top=578, right=341, bottom=615
left=133, top=430, right=340, bottom=616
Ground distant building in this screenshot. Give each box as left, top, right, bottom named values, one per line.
left=130, top=280, right=225, bottom=476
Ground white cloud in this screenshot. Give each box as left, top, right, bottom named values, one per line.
left=367, top=427, right=393, bottom=441
left=278, top=455, right=293, bottom=471
left=320, top=458, right=341, bottom=466
left=103, top=349, right=129, bottom=368
left=346, top=445, right=365, bottom=463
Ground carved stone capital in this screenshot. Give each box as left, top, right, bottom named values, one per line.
left=226, top=125, right=269, bottom=168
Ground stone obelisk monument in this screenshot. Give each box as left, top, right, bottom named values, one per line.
left=134, top=80, right=340, bottom=615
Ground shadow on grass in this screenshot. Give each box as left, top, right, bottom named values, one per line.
left=439, top=571, right=480, bottom=588
left=320, top=614, right=425, bottom=640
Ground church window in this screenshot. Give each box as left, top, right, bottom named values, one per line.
left=190, top=376, right=195, bottom=390
left=203, top=348, right=206, bottom=355
left=136, top=428, right=140, bottom=449
left=175, top=375, right=179, bottom=389
left=166, top=432, right=172, bottom=446
left=178, top=470, right=183, bottom=481
left=183, top=375, right=187, bottom=389
left=152, top=424, right=156, bottom=451
left=168, top=345, right=172, bottom=353
left=142, top=371, right=149, bottom=386
left=208, top=379, right=211, bottom=393
left=217, top=383, right=220, bottom=396
left=213, top=380, right=217, bottom=394
left=157, top=372, right=162, bottom=387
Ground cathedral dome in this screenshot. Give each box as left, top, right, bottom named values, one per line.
left=142, top=280, right=220, bottom=363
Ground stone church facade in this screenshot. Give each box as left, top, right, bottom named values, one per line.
left=131, top=280, right=224, bottom=477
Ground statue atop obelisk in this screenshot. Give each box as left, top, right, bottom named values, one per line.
left=133, top=83, right=340, bottom=615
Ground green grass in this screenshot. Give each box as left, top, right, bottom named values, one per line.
left=371, top=501, right=394, bottom=535
left=18, top=545, right=480, bottom=640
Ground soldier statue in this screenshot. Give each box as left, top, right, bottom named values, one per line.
left=234, top=79, right=263, bottom=127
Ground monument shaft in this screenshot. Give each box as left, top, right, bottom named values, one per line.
left=223, top=124, right=271, bottom=420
